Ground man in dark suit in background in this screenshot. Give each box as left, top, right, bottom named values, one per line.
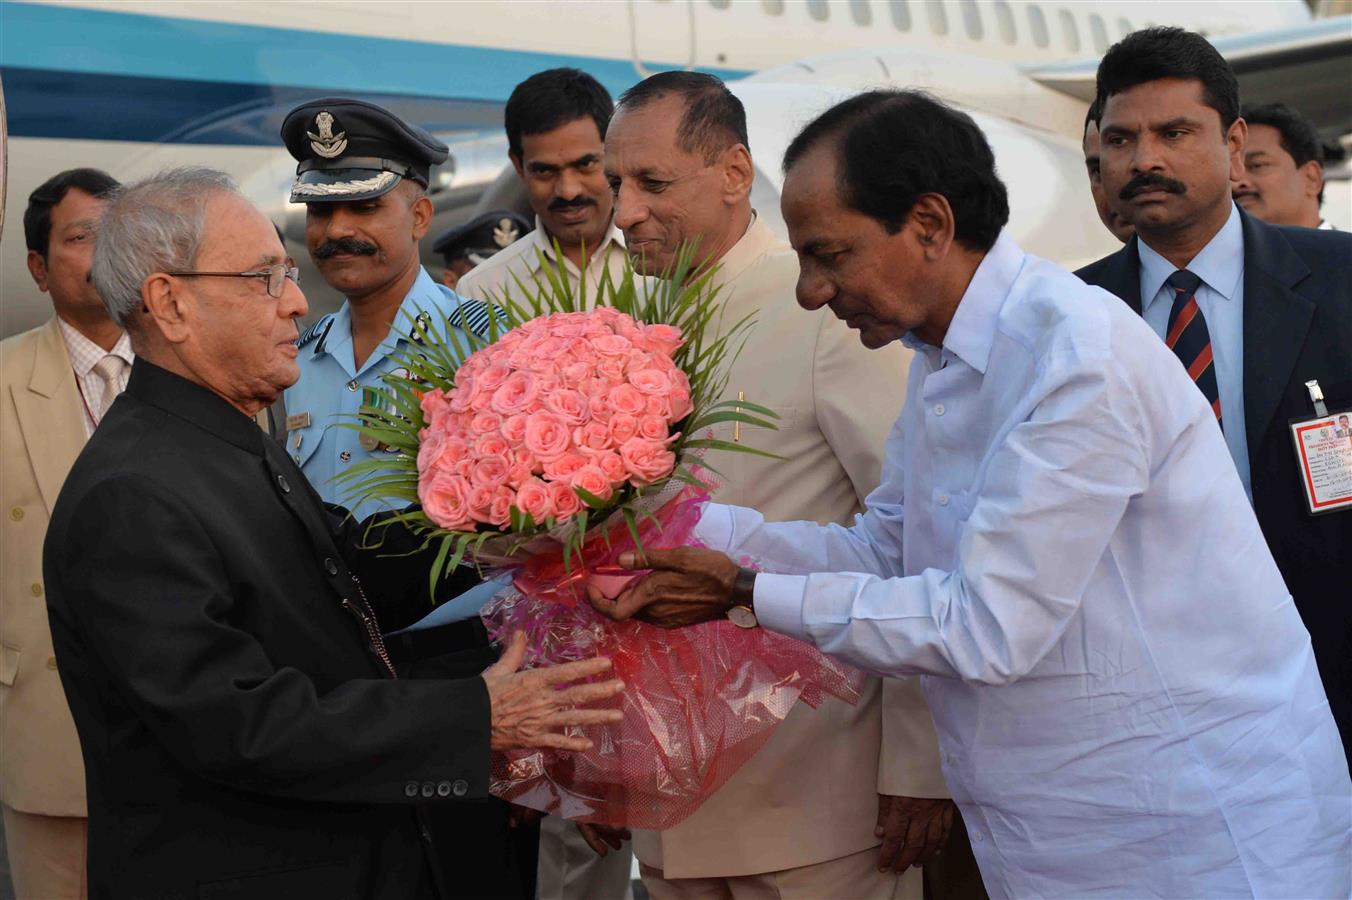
left=1077, top=28, right=1352, bottom=767
left=43, top=166, right=624, bottom=899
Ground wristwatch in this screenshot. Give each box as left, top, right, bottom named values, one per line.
left=727, top=566, right=758, bottom=629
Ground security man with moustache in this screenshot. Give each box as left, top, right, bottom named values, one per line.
left=281, top=97, right=492, bottom=517
left=280, top=98, right=536, bottom=897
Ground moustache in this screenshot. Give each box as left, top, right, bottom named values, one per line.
left=548, top=196, right=596, bottom=212
left=1119, top=173, right=1187, bottom=201
left=314, top=238, right=378, bottom=259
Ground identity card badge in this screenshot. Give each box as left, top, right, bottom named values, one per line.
left=1288, top=380, right=1352, bottom=516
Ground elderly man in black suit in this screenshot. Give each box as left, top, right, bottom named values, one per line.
left=42, top=166, right=625, bottom=900
left=1077, top=28, right=1352, bottom=768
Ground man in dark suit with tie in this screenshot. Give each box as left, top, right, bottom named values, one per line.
left=1077, top=27, right=1352, bottom=768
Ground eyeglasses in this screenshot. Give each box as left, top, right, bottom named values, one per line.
left=166, top=263, right=300, bottom=299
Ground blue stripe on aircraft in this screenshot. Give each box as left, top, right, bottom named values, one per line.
left=0, top=2, right=749, bottom=144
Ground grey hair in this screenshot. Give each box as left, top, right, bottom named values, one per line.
left=91, top=167, right=240, bottom=327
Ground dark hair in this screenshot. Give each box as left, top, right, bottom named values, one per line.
left=1242, top=102, right=1325, bottom=203
left=617, top=71, right=749, bottom=162
left=782, top=90, right=1009, bottom=252
left=505, top=68, right=613, bottom=159
left=1096, top=27, right=1239, bottom=131
left=23, top=168, right=120, bottom=257
left=1084, top=95, right=1102, bottom=135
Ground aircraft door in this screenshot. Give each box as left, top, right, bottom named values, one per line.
left=627, top=0, right=697, bottom=78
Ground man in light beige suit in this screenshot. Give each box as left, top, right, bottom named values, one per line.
left=1, top=168, right=125, bottom=900
left=599, top=72, right=952, bottom=900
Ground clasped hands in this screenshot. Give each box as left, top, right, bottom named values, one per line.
left=586, top=547, right=743, bottom=627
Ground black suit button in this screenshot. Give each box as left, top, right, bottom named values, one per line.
left=276, top=474, right=291, bottom=494
left=404, top=781, right=419, bottom=798
left=452, top=779, right=469, bottom=798
left=420, top=781, right=436, bottom=799
left=324, top=558, right=338, bottom=575
left=436, top=780, right=452, bottom=798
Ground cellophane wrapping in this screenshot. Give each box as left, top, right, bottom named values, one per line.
left=478, top=484, right=865, bottom=830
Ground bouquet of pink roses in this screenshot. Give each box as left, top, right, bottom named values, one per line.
left=341, top=253, right=863, bottom=829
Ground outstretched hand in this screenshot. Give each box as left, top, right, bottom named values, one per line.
left=585, top=547, right=741, bottom=628
left=481, top=632, right=625, bottom=752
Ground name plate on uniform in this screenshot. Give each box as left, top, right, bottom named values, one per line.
left=285, top=412, right=311, bottom=431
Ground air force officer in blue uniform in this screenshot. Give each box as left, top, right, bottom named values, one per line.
left=281, top=98, right=490, bottom=518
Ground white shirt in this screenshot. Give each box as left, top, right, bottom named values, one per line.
left=57, top=317, right=133, bottom=437
left=697, top=232, right=1351, bottom=898
left=454, top=215, right=629, bottom=304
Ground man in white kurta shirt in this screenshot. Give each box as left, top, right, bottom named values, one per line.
left=590, top=90, right=1351, bottom=898
left=456, top=68, right=629, bottom=308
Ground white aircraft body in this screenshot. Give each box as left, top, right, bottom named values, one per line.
left=1, top=0, right=1347, bottom=337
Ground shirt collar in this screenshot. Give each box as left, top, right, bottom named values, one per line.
left=124, top=358, right=265, bottom=456
left=56, top=317, right=133, bottom=376
left=912, top=230, right=1024, bottom=376
left=707, top=213, right=775, bottom=289
left=523, top=215, right=625, bottom=275
left=320, top=267, right=444, bottom=371
left=1139, top=202, right=1243, bottom=313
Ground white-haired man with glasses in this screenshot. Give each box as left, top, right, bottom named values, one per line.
left=41, top=166, right=625, bottom=900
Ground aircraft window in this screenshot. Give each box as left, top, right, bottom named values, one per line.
left=889, top=0, right=911, bottom=31
left=807, top=0, right=829, bottom=21
left=709, top=0, right=731, bottom=8
left=960, top=0, right=983, bottom=39
left=926, top=0, right=948, bottom=35
left=761, top=0, right=785, bottom=14
left=850, top=0, right=873, bottom=26
left=994, top=1, right=1016, bottom=44
left=1089, top=13, right=1109, bottom=52
left=1027, top=5, right=1049, bottom=48
left=1059, top=9, right=1080, bottom=52
left=1117, top=17, right=1132, bottom=37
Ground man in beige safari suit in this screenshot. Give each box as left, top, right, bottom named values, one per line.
left=598, top=72, right=952, bottom=900
left=2, top=168, right=124, bottom=899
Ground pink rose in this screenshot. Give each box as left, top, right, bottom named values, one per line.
left=420, top=470, right=474, bottom=530
left=417, top=428, right=447, bottom=475
left=470, top=410, right=502, bottom=435
left=594, top=451, right=627, bottom=485
left=644, top=393, right=670, bottom=417
left=448, top=372, right=478, bottom=413
left=643, top=323, right=684, bottom=356
left=573, top=420, right=613, bottom=452
left=543, top=388, right=590, bottom=426
left=561, top=360, right=592, bottom=386
left=419, top=389, right=450, bottom=426
left=619, top=436, right=676, bottom=484
left=667, top=386, right=694, bottom=422
left=432, top=436, right=471, bottom=473
left=470, top=454, right=511, bottom=488
left=513, top=477, right=553, bottom=523
left=507, top=464, right=533, bottom=490
left=488, top=485, right=514, bottom=527
left=596, top=357, right=627, bottom=384
left=549, top=481, right=583, bottom=519
left=571, top=465, right=613, bottom=501
left=637, top=414, right=669, bottom=442
left=467, top=484, right=498, bottom=525
left=513, top=446, right=538, bottom=473
left=609, top=413, right=639, bottom=445
left=477, top=363, right=511, bottom=392
left=523, top=411, right=571, bottom=461
left=543, top=451, right=589, bottom=483
left=474, top=434, right=510, bottom=459
left=489, top=371, right=539, bottom=415
left=608, top=383, right=647, bottom=416
left=500, top=413, right=528, bottom=446
left=629, top=367, right=672, bottom=396
left=591, top=334, right=632, bottom=356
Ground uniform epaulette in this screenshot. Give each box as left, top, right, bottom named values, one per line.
left=296, top=314, right=335, bottom=350
left=451, top=298, right=497, bottom=340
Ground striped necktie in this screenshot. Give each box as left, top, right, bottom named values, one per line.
left=1164, top=269, right=1222, bottom=426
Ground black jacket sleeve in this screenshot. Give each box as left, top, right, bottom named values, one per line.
left=51, top=475, right=491, bottom=805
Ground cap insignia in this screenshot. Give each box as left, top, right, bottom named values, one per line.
left=493, top=218, right=520, bottom=248
left=308, top=111, right=348, bottom=159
